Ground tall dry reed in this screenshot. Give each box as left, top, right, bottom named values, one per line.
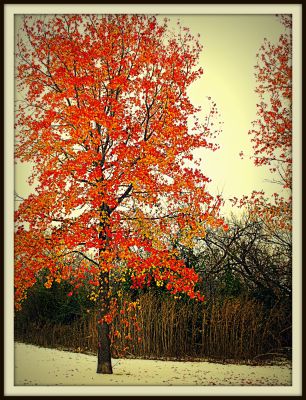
left=14, top=293, right=291, bottom=362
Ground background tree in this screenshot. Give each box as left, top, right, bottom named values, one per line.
left=238, top=15, right=292, bottom=234
left=15, top=15, right=224, bottom=374
left=249, top=15, right=292, bottom=189
left=192, top=212, right=291, bottom=303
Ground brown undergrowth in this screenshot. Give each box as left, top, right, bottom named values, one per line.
left=14, top=293, right=291, bottom=364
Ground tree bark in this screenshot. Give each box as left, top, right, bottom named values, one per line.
left=96, top=204, right=113, bottom=374
left=96, top=295, right=113, bottom=374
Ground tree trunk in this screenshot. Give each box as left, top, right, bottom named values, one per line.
left=96, top=203, right=113, bottom=374
left=96, top=265, right=113, bottom=374
left=97, top=311, right=113, bottom=374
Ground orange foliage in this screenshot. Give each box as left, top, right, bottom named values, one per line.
left=238, top=16, right=292, bottom=230
left=246, top=15, right=292, bottom=190
left=15, top=15, right=224, bottom=313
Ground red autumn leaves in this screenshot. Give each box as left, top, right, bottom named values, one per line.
left=14, top=15, right=224, bottom=311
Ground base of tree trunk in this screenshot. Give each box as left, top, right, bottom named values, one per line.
left=97, top=362, right=113, bottom=374
left=96, top=316, right=113, bottom=374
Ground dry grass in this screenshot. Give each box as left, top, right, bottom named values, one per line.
left=14, top=293, right=291, bottom=363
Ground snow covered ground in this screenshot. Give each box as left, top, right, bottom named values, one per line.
left=11, top=342, right=293, bottom=396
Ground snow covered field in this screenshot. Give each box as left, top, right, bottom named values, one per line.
left=11, top=342, right=293, bottom=396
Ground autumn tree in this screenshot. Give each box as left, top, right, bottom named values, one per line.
left=238, top=15, right=292, bottom=233
left=14, top=14, right=224, bottom=374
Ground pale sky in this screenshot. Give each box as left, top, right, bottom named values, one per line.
left=167, top=15, right=287, bottom=207
left=15, top=14, right=288, bottom=215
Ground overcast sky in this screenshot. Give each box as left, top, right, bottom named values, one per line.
left=166, top=15, right=287, bottom=207
left=15, top=14, right=288, bottom=215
